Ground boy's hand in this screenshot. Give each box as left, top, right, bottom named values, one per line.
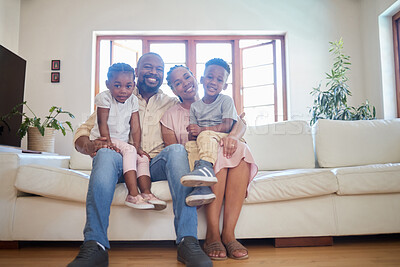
left=187, top=124, right=202, bottom=137
left=220, top=135, right=238, bottom=159
left=188, top=132, right=197, bottom=141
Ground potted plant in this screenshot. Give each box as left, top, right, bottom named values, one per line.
left=309, top=38, right=376, bottom=125
left=8, top=101, right=75, bottom=152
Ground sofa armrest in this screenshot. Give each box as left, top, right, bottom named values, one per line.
left=0, top=152, right=69, bottom=240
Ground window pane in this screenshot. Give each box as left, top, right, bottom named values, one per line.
left=243, top=85, right=274, bottom=108
left=99, top=40, right=111, bottom=93
left=113, top=40, right=142, bottom=68
left=244, top=105, right=275, bottom=126
left=242, top=43, right=274, bottom=68
left=243, top=64, right=274, bottom=88
left=196, top=43, right=232, bottom=63
left=239, top=39, right=271, bottom=48
left=150, top=43, right=186, bottom=64
left=160, top=83, right=177, bottom=99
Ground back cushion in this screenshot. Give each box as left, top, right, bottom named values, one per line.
left=69, top=148, right=92, bottom=171
left=313, top=119, right=400, bottom=168
left=244, top=120, right=315, bottom=171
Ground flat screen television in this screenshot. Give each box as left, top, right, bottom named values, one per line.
left=0, top=45, right=26, bottom=147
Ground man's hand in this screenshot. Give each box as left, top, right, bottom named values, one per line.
left=75, top=136, right=119, bottom=158
left=187, top=124, right=202, bottom=137
left=220, top=135, right=239, bottom=159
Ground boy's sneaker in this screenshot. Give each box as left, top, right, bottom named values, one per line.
left=181, top=160, right=218, bottom=187
left=67, top=240, right=108, bottom=267
left=141, top=193, right=167, bottom=210
left=185, top=186, right=216, bottom=207
left=125, top=194, right=155, bottom=210
left=177, top=236, right=213, bottom=267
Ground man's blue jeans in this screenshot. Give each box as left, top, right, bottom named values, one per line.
left=83, top=144, right=197, bottom=248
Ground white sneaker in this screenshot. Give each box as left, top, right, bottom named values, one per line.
left=141, top=193, right=167, bottom=210
left=124, top=194, right=155, bottom=210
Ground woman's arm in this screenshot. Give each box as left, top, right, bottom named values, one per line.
left=220, top=113, right=247, bottom=158
left=187, top=118, right=234, bottom=137
left=161, top=124, right=178, bottom=147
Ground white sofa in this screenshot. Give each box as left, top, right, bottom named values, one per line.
left=1, top=119, right=400, bottom=245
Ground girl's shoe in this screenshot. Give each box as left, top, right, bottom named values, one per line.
left=141, top=193, right=167, bottom=210
left=124, top=194, right=155, bottom=210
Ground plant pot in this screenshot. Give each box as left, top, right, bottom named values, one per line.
left=27, top=127, right=55, bottom=153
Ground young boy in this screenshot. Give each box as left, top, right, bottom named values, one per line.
left=182, top=58, right=238, bottom=206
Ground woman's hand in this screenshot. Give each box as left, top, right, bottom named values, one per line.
left=220, top=135, right=239, bottom=159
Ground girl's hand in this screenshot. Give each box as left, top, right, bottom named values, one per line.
left=137, top=147, right=151, bottom=160
left=220, top=135, right=239, bottom=159
left=187, top=124, right=202, bottom=137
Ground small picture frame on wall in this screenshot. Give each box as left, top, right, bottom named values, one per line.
left=51, top=60, right=60, bottom=70
left=51, top=72, right=60, bottom=83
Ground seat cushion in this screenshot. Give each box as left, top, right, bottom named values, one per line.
left=333, top=163, right=400, bottom=195
left=245, top=168, right=338, bottom=203
left=244, top=120, right=315, bottom=171
left=14, top=164, right=171, bottom=205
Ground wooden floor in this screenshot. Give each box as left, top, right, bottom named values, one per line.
left=0, top=235, right=399, bottom=267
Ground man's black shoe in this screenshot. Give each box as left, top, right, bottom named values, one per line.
left=177, top=236, right=213, bottom=267
left=67, top=240, right=108, bottom=267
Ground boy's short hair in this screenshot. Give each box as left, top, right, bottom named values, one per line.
left=107, top=63, right=135, bottom=80
left=205, top=58, right=230, bottom=75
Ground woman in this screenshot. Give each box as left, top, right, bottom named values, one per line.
left=161, top=65, right=258, bottom=260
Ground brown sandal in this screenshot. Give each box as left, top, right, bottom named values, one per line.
left=203, top=241, right=227, bottom=260
left=224, top=240, right=249, bottom=260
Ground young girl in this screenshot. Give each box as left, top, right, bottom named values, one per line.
left=161, top=63, right=257, bottom=260
left=90, top=62, right=166, bottom=210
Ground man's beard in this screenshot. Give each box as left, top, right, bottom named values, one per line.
left=137, top=79, right=162, bottom=94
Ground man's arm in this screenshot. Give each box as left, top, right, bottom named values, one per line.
left=73, top=111, right=111, bottom=156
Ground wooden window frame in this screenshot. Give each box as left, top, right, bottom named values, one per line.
left=393, top=11, right=400, bottom=117
left=95, top=35, right=287, bottom=120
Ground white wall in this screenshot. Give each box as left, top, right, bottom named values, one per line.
left=0, top=0, right=20, bottom=53
left=15, top=0, right=394, bottom=155
left=361, top=0, right=398, bottom=119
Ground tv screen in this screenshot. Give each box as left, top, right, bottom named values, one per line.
left=0, top=45, right=26, bottom=147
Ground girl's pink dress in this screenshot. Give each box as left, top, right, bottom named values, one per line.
left=161, top=104, right=258, bottom=193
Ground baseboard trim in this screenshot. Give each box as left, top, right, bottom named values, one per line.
left=0, top=241, right=19, bottom=249
left=274, top=236, right=333, bottom=248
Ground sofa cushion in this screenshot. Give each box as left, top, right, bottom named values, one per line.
left=333, top=163, right=400, bottom=195
left=244, top=120, right=315, bottom=171
left=14, top=164, right=171, bottom=205
left=69, top=148, right=92, bottom=171
left=313, top=119, right=400, bottom=168
left=245, top=168, right=338, bottom=203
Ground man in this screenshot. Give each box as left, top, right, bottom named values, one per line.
left=68, top=52, right=213, bottom=267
